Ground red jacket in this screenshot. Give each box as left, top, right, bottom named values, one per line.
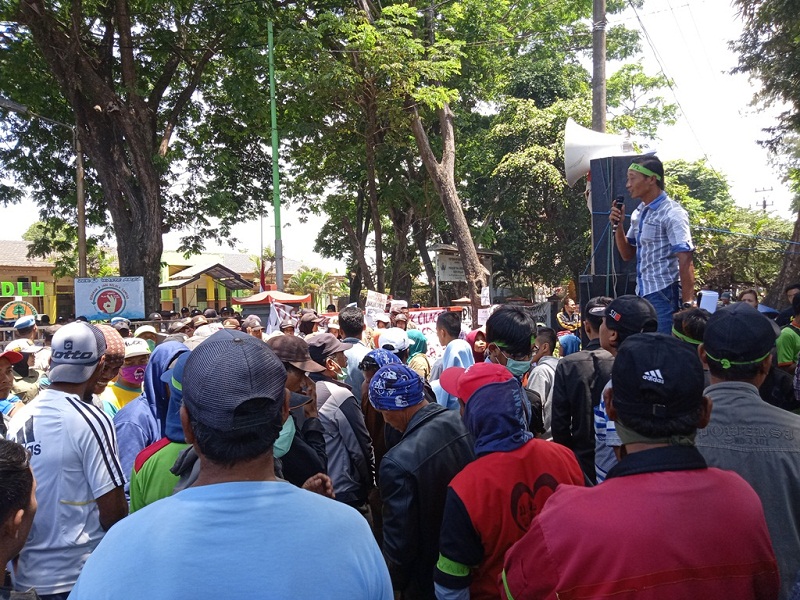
left=502, top=446, right=779, bottom=600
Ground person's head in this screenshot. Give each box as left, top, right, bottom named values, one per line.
left=181, top=307, right=190, bottom=317
left=181, top=329, right=288, bottom=468
left=326, top=317, right=341, bottom=339
left=168, top=317, right=193, bottom=336
left=368, top=363, right=426, bottom=432
left=0, top=439, right=37, bottom=565
left=13, top=315, right=36, bottom=341
left=436, top=311, right=462, bottom=345
left=118, top=337, right=151, bottom=386
left=222, top=318, right=240, bottom=330
left=94, top=324, right=126, bottom=395
left=531, top=327, right=557, bottom=363
left=307, top=334, right=352, bottom=380
left=485, top=306, right=535, bottom=377
left=160, top=351, right=192, bottom=443
left=792, top=292, right=800, bottom=319
left=583, top=296, right=612, bottom=338
left=203, top=308, right=218, bottom=320
left=338, top=306, right=364, bottom=339
left=266, top=335, right=326, bottom=392
left=358, top=349, right=401, bottom=386
left=148, top=312, right=163, bottom=322
left=0, top=350, right=23, bottom=400
left=4, top=340, right=42, bottom=374
left=784, top=283, right=800, bottom=305
left=599, top=295, right=658, bottom=355
left=562, top=297, right=576, bottom=314
left=378, top=327, right=410, bottom=363
left=700, top=303, right=778, bottom=386
left=738, top=289, right=759, bottom=309
left=720, top=291, right=732, bottom=305
left=671, top=307, right=711, bottom=352
left=394, top=312, right=408, bottom=331
left=374, top=313, right=391, bottom=330
left=626, top=155, right=665, bottom=200
left=608, top=333, right=710, bottom=441
left=48, top=322, right=108, bottom=401
left=134, top=325, right=162, bottom=351
left=406, top=329, right=428, bottom=359
left=299, top=312, right=323, bottom=335
left=465, top=329, right=487, bottom=363
left=241, top=315, right=264, bottom=339
left=279, top=318, right=296, bottom=336
left=220, top=306, right=232, bottom=317
left=440, top=361, right=512, bottom=412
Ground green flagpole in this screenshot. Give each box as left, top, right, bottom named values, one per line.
left=268, top=20, right=284, bottom=291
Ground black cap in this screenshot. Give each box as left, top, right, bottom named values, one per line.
left=604, top=295, right=658, bottom=333
left=703, top=303, right=779, bottom=368
left=612, top=333, right=704, bottom=419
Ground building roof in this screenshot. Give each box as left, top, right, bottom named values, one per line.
left=160, top=262, right=252, bottom=291
left=0, top=240, right=57, bottom=268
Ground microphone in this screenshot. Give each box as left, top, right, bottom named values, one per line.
left=612, top=197, right=624, bottom=233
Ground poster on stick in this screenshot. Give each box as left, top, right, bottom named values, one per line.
left=75, top=277, right=145, bottom=321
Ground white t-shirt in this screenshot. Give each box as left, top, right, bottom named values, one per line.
left=6, top=388, right=125, bottom=595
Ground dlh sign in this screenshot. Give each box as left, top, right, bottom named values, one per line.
left=1, top=281, right=46, bottom=297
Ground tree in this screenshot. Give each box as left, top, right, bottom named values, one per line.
left=1, top=0, right=284, bottom=312
left=287, top=267, right=340, bottom=313
left=607, top=63, right=678, bottom=139
left=22, top=220, right=117, bottom=279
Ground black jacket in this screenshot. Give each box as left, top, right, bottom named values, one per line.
left=379, top=403, right=474, bottom=600
left=551, top=337, right=613, bottom=484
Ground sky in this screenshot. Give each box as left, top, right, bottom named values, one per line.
left=3, top=0, right=794, bottom=274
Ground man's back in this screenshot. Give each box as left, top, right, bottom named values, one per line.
left=380, top=403, right=474, bottom=599
left=698, top=381, right=800, bottom=599
left=71, top=481, right=392, bottom=599
left=503, top=447, right=778, bottom=600
left=7, top=389, right=125, bottom=595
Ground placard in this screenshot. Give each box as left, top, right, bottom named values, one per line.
left=75, top=277, right=145, bottom=321
left=365, top=290, right=388, bottom=310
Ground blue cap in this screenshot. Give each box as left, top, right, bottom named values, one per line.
left=14, top=315, right=36, bottom=330
left=161, top=351, right=191, bottom=442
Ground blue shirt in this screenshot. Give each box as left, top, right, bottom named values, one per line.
left=626, top=192, right=694, bottom=297
left=70, top=480, right=393, bottom=600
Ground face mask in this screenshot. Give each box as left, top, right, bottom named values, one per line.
left=505, top=358, right=532, bottom=378
left=145, top=339, right=156, bottom=352
left=273, top=415, right=296, bottom=458
left=119, top=365, right=145, bottom=384
left=330, top=359, right=347, bottom=382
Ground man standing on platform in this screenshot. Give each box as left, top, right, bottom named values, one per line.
left=610, top=156, right=695, bottom=333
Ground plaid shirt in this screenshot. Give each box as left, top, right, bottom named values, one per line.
left=626, top=192, right=694, bottom=297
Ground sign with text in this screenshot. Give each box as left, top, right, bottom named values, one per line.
left=75, top=277, right=145, bottom=321
left=0, top=301, right=37, bottom=322
left=1, top=281, right=45, bottom=297
left=436, top=255, right=493, bottom=282
left=365, top=290, right=388, bottom=310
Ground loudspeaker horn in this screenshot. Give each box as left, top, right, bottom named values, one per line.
left=564, top=118, right=635, bottom=187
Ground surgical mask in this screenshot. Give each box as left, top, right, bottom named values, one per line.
left=273, top=415, right=296, bottom=458
left=119, top=365, right=146, bottom=384
left=505, top=358, right=532, bottom=378
left=330, top=359, right=347, bottom=382
left=145, top=339, right=156, bottom=352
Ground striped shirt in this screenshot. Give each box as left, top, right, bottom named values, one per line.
left=626, top=192, right=694, bottom=297
left=7, top=388, right=125, bottom=595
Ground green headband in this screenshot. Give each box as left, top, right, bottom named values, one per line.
left=671, top=327, right=702, bottom=346
left=704, top=350, right=771, bottom=370
left=628, top=162, right=662, bottom=181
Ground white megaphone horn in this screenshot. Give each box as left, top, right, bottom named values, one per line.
left=564, top=118, right=636, bottom=187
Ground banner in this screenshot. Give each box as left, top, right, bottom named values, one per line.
left=408, top=308, right=449, bottom=360
left=74, top=277, right=145, bottom=321
left=266, top=301, right=295, bottom=334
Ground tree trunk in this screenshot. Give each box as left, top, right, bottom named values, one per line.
left=388, top=205, right=413, bottom=298
left=364, top=82, right=385, bottom=292
left=408, top=101, right=484, bottom=323
left=764, top=214, right=800, bottom=308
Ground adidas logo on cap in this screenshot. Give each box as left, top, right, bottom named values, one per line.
left=642, top=369, right=664, bottom=384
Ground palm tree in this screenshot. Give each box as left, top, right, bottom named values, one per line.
left=288, top=267, right=339, bottom=312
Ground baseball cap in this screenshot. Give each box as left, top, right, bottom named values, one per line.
left=280, top=318, right=296, bottom=330
left=161, top=350, right=191, bottom=442
left=5, top=339, right=43, bottom=355
left=168, top=318, right=192, bottom=334
left=604, top=295, right=658, bottom=333
left=374, top=313, right=391, bottom=324
left=124, top=337, right=151, bottom=359
left=49, top=322, right=107, bottom=384
left=134, top=325, right=161, bottom=338
left=439, top=362, right=513, bottom=403
left=14, top=315, right=35, bottom=330
left=242, top=315, right=264, bottom=330
left=394, top=312, right=408, bottom=322
left=266, top=335, right=326, bottom=373
left=182, top=329, right=286, bottom=431
left=96, top=324, right=126, bottom=363
left=112, top=320, right=131, bottom=335
left=203, top=308, right=218, bottom=319
left=612, top=333, right=704, bottom=419
left=379, top=327, right=410, bottom=353
left=300, top=312, right=323, bottom=324
left=307, top=334, right=353, bottom=366
left=0, top=349, right=23, bottom=365
left=702, top=303, right=779, bottom=368
left=192, top=315, right=208, bottom=327
left=222, top=318, right=240, bottom=329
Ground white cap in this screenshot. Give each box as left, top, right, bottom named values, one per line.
left=124, top=337, right=151, bottom=359
left=379, top=327, right=410, bottom=353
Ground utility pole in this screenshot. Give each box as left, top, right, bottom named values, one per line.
left=754, top=187, right=774, bottom=213
left=592, top=0, right=607, bottom=132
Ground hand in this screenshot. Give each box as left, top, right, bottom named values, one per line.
left=302, top=473, right=335, bottom=498
left=609, top=205, right=623, bottom=229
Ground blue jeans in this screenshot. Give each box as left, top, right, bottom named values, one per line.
left=644, top=282, right=681, bottom=334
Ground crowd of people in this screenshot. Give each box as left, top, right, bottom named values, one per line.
left=0, top=288, right=798, bottom=599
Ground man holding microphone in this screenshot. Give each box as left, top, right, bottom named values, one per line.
left=609, top=156, right=696, bottom=334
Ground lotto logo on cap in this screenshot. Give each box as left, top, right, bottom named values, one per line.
left=49, top=322, right=107, bottom=384
left=609, top=309, right=622, bottom=322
